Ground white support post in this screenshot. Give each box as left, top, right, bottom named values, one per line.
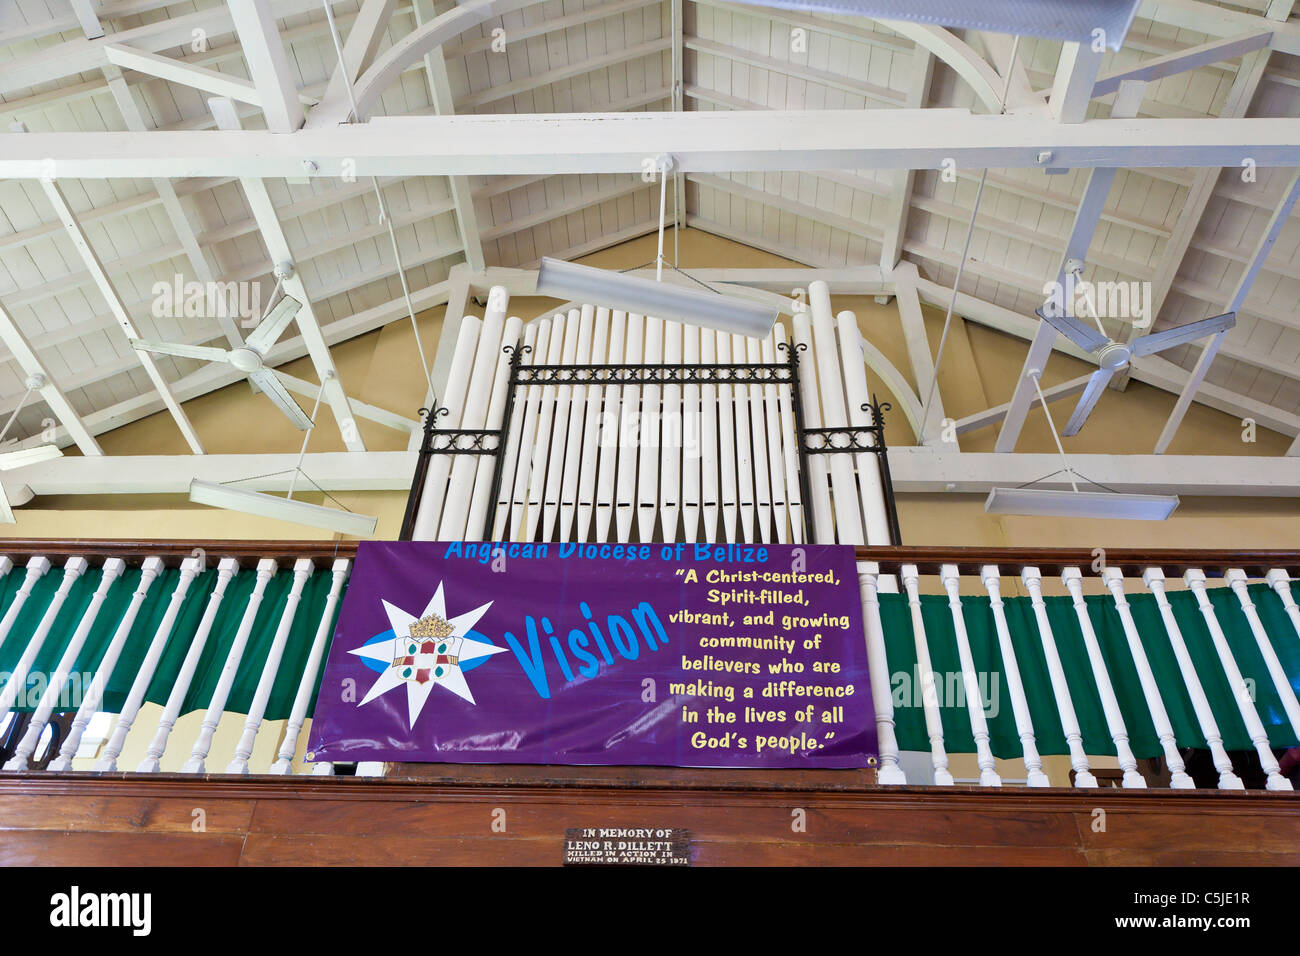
left=47, top=557, right=164, bottom=772
left=226, top=558, right=314, bottom=774
left=0, top=556, right=87, bottom=724
left=940, top=565, right=1000, bottom=786
left=182, top=558, right=277, bottom=773
left=980, top=566, right=1049, bottom=786
left=96, top=555, right=205, bottom=772
left=1050, top=42, right=1104, bottom=123
left=1062, top=567, right=1146, bottom=788
left=4, top=558, right=124, bottom=771
left=857, top=561, right=905, bottom=784
left=1225, top=568, right=1300, bottom=746
left=1184, top=569, right=1292, bottom=790
left=135, top=557, right=240, bottom=773
left=1142, top=568, right=1243, bottom=789
left=1101, top=568, right=1196, bottom=788
left=274, top=558, right=351, bottom=775
left=1021, top=566, right=1097, bottom=787
left=900, top=564, right=953, bottom=785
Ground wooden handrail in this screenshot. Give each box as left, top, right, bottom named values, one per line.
left=0, top=540, right=1296, bottom=576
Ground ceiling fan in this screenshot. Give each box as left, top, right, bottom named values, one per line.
left=1037, top=303, right=1236, bottom=436
left=130, top=291, right=314, bottom=430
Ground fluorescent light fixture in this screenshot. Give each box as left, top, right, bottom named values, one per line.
left=985, top=486, right=1179, bottom=521
left=190, top=479, right=377, bottom=537
left=724, top=0, right=1140, bottom=49
left=0, top=444, right=62, bottom=471
left=536, top=257, right=778, bottom=337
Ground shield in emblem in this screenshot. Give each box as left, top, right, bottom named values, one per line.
left=391, top=613, right=462, bottom=685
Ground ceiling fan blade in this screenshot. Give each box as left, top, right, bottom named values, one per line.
left=1061, top=367, right=1118, bottom=436
left=1130, top=311, right=1237, bottom=357
left=247, top=368, right=314, bottom=430
left=1036, top=307, right=1109, bottom=354
left=244, top=295, right=303, bottom=353
left=131, top=339, right=229, bottom=363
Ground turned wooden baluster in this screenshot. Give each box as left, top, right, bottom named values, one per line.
left=1225, top=568, right=1300, bottom=744
left=4, top=558, right=124, bottom=771
left=980, top=566, right=1049, bottom=787
left=940, top=565, right=1000, bottom=786
left=1101, top=568, right=1195, bottom=788
left=1020, top=567, right=1098, bottom=787
left=226, top=559, right=314, bottom=774
left=272, top=558, right=351, bottom=775
left=1184, top=569, right=1292, bottom=790
left=1143, top=568, right=1243, bottom=789
left=0, top=556, right=49, bottom=650
left=1265, top=569, right=1300, bottom=644
left=1062, top=567, right=1145, bottom=788
left=900, top=564, right=953, bottom=785
left=181, top=558, right=277, bottom=773
left=0, top=556, right=87, bottom=722
left=857, top=561, right=905, bottom=784
left=95, top=555, right=205, bottom=771
left=136, top=558, right=240, bottom=772
left=46, top=558, right=164, bottom=772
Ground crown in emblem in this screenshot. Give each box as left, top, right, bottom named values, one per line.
left=408, top=613, right=455, bottom=639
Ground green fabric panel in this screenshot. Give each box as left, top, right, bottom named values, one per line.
left=0, top=562, right=344, bottom=720
left=878, top=583, right=1300, bottom=758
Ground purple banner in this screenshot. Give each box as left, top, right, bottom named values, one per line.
left=307, top=541, right=875, bottom=768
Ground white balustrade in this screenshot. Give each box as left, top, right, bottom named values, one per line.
left=95, top=555, right=204, bottom=772
left=1021, top=567, right=1097, bottom=787
left=0, top=556, right=88, bottom=722
left=182, top=558, right=277, bottom=773
left=1266, top=569, right=1300, bottom=644
left=1100, top=569, right=1195, bottom=788
left=0, top=556, right=52, bottom=655
left=4, top=558, right=124, bottom=771
left=900, top=564, right=953, bottom=785
left=135, top=557, right=239, bottom=773
left=1225, top=568, right=1300, bottom=743
left=47, top=557, right=164, bottom=772
left=858, top=562, right=905, bottom=783
left=274, top=559, right=351, bottom=775
left=1184, top=569, right=1292, bottom=790
left=226, top=558, right=314, bottom=774
left=940, top=565, right=1000, bottom=786
left=1061, top=567, right=1146, bottom=788
left=1143, top=568, right=1243, bottom=789
left=980, top=566, right=1049, bottom=787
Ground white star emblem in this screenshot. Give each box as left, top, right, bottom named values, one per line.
left=348, top=582, right=506, bottom=727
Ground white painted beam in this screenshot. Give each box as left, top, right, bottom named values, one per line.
left=210, top=96, right=363, bottom=450
left=70, top=0, right=106, bottom=39
left=0, top=300, right=102, bottom=456
left=1092, top=31, right=1273, bottom=99
left=38, top=177, right=205, bottom=454
left=880, top=47, right=933, bottom=269
left=227, top=0, right=305, bottom=133
left=888, top=448, right=1300, bottom=496
left=1155, top=167, right=1300, bottom=454
left=1139, top=0, right=1300, bottom=56
left=5, top=449, right=1298, bottom=502
left=954, top=375, right=1094, bottom=436
left=1050, top=42, right=1105, bottom=123
left=4, top=112, right=1299, bottom=178
left=891, top=263, right=943, bottom=444
left=103, top=43, right=320, bottom=108
left=308, top=0, right=398, bottom=127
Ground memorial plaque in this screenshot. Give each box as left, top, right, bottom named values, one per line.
left=563, top=828, right=691, bottom=866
